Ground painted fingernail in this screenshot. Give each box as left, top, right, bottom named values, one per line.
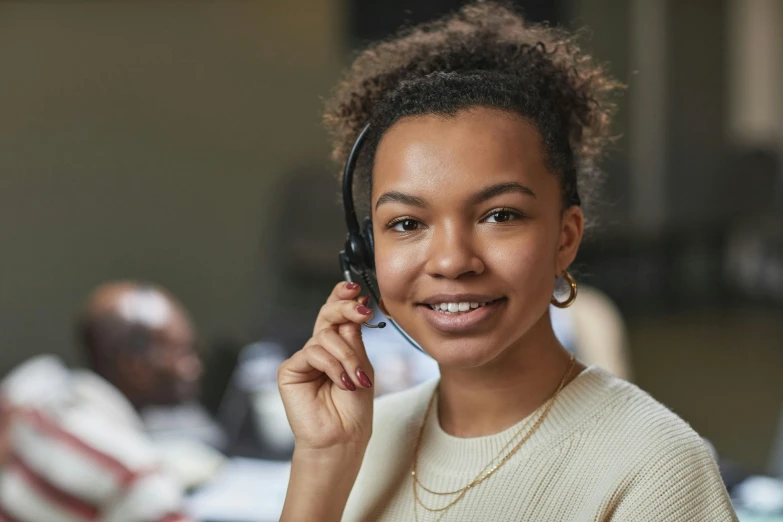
left=341, top=372, right=357, bottom=391
left=345, top=282, right=359, bottom=290
left=356, top=305, right=373, bottom=315
left=356, top=368, right=372, bottom=388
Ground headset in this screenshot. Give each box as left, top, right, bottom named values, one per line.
left=339, top=123, right=425, bottom=352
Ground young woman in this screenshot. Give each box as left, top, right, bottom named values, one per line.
left=277, top=3, right=737, bottom=521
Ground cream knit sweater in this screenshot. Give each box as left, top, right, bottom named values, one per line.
left=342, top=366, right=737, bottom=521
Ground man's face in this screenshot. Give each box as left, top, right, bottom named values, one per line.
left=145, top=310, right=203, bottom=404
left=120, top=307, right=203, bottom=407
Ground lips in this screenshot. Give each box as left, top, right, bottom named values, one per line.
left=417, top=297, right=506, bottom=334
left=419, top=293, right=503, bottom=307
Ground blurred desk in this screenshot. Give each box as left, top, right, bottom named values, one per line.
left=185, top=458, right=290, bottom=522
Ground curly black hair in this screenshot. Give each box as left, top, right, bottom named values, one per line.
left=324, top=1, right=621, bottom=218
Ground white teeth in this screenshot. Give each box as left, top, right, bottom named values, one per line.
left=429, top=301, right=494, bottom=313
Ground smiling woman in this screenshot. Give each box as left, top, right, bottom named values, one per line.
left=371, top=110, right=577, bottom=366
left=276, top=2, right=737, bottom=522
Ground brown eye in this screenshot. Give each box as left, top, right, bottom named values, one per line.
left=392, top=219, right=420, bottom=232
left=486, top=210, right=513, bottom=223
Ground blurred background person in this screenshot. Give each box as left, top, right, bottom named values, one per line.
left=77, top=281, right=225, bottom=488
left=78, top=281, right=224, bottom=450
left=0, top=355, right=191, bottom=522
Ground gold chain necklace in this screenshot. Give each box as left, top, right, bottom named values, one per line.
left=411, top=354, right=576, bottom=522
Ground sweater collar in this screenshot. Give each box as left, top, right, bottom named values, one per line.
left=416, top=366, right=618, bottom=476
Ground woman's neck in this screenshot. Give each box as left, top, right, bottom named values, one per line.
left=435, top=314, right=585, bottom=438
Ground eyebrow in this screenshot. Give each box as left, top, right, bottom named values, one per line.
left=469, top=182, right=536, bottom=205
left=375, top=191, right=427, bottom=211
left=374, top=181, right=536, bottom=211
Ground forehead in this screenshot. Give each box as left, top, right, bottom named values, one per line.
left=372, top=108, right=552, bottom=202
left=116, top=290, right=172, bottom=328
left=158, top=308, right=194, bottom=344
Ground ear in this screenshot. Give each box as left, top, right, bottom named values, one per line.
left=556, top=206, right=585, bottom=274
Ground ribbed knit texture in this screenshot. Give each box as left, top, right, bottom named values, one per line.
left=342, top=366, right=737, bottom=521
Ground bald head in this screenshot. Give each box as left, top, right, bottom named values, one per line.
left=86, top=281, right=175, bottom=328
left=78, top=281, right=202, bottom=408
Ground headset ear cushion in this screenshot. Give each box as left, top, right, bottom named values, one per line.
left=361, top=216, right=375, bottom=270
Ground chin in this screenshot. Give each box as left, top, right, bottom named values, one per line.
left=169, top=385, right=200, bottom=405
left=421, top=336, right=506, bottom=369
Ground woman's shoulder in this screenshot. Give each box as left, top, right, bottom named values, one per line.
left=570, top=367, right=725, bottom=485
left=586, top=367, right=704, bottom=440
left=575, top=368, right=735, bottom=520
left=571, top=367, right=705, bottom=444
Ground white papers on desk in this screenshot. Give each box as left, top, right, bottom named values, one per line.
left=185, top=458, right=291, bottom=522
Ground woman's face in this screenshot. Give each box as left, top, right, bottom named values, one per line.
left=372, top=107, right=583, bottom=368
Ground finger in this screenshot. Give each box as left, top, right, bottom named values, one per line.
left=315, top=328, right=373, bottom=388
left=280, top=344, right=357, bottom=392
left=314, top=299, right=374, bottom=334
left=313, top=318, right=371, bottom=374
left=326, top=281, right=362, bottom=304
left=337, top=319, right=370, bottom=371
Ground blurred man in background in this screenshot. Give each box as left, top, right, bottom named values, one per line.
left=78, top=281, right=224, bottom=452
left=0, top=281, right=226, bottom=522
left=76, top=281, right=226, bottom=487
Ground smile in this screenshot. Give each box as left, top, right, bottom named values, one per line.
left=426, top=299, right=500, bottom=315
left=418, top=298, right=505, bottom=334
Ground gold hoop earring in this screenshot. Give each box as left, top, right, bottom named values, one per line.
left=551, top=271, right=578, bottom=308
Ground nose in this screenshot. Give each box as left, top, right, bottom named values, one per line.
left=177, top=353, right=203, bottom=383
left=424, top=222, right=485, bottom=279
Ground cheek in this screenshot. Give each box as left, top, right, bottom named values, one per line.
left=485, top=226, right=558, bottom=299
left=375, top=241, right=419, bottom=308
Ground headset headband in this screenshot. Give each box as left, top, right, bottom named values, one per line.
left=342, top=123, right=372, bottom=237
